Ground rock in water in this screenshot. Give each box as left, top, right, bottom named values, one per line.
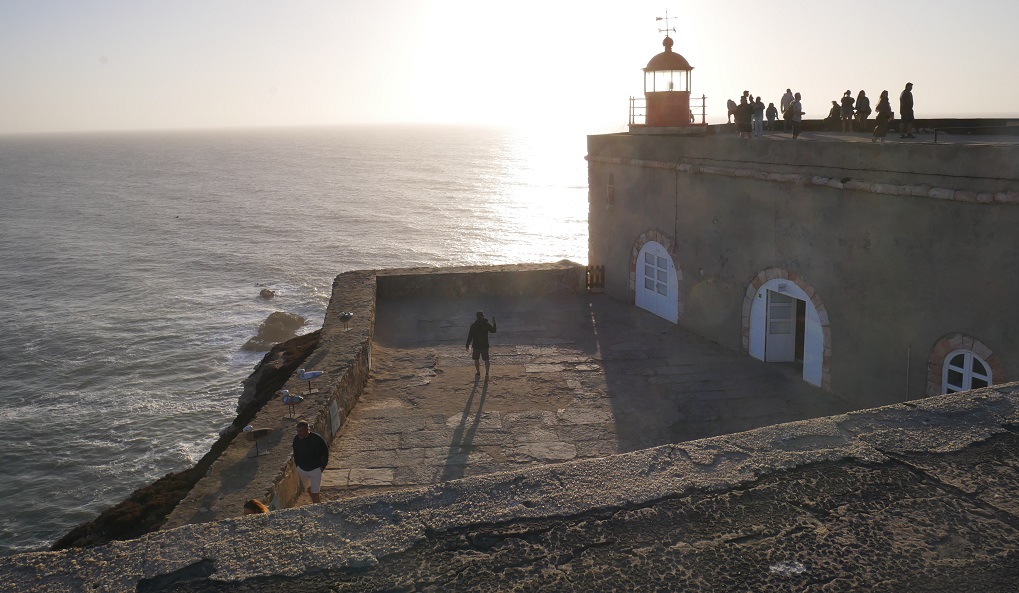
left=242, top=311, right=306, bottom=351
left=259, top=288, right=276, bottom=300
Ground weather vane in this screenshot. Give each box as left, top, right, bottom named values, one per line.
left=656, top=10, right=677, bottom=37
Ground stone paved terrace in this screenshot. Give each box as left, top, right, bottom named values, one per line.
left=295, top=292, right=855, bottom=506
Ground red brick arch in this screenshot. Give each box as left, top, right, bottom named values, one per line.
left=926, top=333, right=1007, bottom=396
left=740, top=267, right=832, bottom=390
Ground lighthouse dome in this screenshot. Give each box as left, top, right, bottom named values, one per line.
left=644, top=36, right=693, bottom=72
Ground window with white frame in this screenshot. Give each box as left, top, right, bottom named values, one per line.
left=643, top=251, right=669, bottom=297
left=942, top=349, right=992, bottom=394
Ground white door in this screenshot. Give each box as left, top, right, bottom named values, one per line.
left=635, top=241, right=678, bottom=323
left=801, top=305, right=823, bottom=386
left=749, top=279, right=824, bottom=387
left=765, top=291, right=795, bottom=362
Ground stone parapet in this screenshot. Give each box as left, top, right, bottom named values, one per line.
left=588, top=133, right=1019, bottom=194
left=162, top=270, right=377, bottom=528
left=376, top=261, right=586, bottom=299
left=587, top=154, right=1019, bottom=203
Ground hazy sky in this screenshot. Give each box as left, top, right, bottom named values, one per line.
left=1, top=0, right=1016, bottom=135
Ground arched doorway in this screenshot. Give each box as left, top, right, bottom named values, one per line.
left=635, top=240, right=679, bottom=323
left=744, top=275, right=828, bottom=387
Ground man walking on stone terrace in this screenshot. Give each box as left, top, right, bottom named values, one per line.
left=292, top=420, right=329, bottom=503
left=466, top=310, right=497, bottom=380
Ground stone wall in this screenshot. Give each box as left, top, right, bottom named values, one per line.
left=588, top=132, right=1019, bottom=193
left=377, top=261, right=586, bottom=298
left=587, top=133, right=1019, bottom=407
left=162, top=270, right=377, bottom=528
left=267, top=270, right=377, bottom=510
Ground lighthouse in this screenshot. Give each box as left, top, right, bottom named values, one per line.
left=629, top=17, right=703, bottom=133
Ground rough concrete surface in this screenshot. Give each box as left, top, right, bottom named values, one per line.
left=3, top=382, right=1018, bottom=591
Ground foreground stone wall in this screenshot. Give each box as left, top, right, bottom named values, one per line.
left=4, top=384, right=1018, bottom=592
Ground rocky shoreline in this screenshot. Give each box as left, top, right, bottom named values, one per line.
left=50, top=331, right=320, bottom=551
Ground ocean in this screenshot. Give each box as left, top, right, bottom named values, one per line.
left=0, top=125, right=589, bottom=556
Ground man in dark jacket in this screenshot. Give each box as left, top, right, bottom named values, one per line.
left=292, top=420, right=329, bottom=503
left=899, top=82, right=915, bottom=139
left=465, top=310, right=497, bottom=379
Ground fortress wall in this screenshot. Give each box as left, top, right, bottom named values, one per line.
left=162, top=263, right=587, bottom=529
left=590, top=132, right=1019, bottom=193
left=588, top=134, right=1019, bottom=406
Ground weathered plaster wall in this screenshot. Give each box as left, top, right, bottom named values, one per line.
left=588, top=134, right=1019, bottom=406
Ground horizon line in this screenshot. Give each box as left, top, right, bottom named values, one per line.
left=3, top=115, right=1018, bottom=139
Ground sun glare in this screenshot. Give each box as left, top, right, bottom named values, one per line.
left=406, top=2, right=640, bottom=131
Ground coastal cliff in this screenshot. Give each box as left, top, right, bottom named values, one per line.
left=50, top=330, right=320, bottom=551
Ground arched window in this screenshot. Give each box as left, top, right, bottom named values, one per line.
left=942, top=349, right=992, bottom=394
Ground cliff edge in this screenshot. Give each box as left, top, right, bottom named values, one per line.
left=50, top=330, right=320, bottom=551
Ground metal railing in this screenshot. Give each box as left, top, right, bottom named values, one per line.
left=629, top=94, right=708, bottom=126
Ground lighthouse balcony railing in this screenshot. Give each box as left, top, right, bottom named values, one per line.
left=630, top=94, right=708, bottom=127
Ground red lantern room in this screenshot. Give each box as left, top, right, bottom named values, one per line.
left=643, top=35, right=694, bottom=127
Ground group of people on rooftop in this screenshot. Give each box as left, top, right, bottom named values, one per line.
left=727, top=82, right=916, bottom=142
left=825, top=83, right=915, bottom=141
left=728, top=90, right=804, bottom=139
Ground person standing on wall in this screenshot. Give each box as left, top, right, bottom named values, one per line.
left=899, top=82, right=916, bottom=138
left=466, top=310, right=497, bottom=379
left=736, top=96, right=753, bottom=139
left=780, top=88, right=794, bottom=132
left=765, top=102, right=778, bottom=131
left=753, top=97, right=766, bottom=137
left=788, top=92, right=804, bottom=139
left=292, top=420, right=329, bottom=503
left=840, top=90, right=856, bottom=132
left=855, top=90, right=871, bottom=128
left=872, top=90, right=893, bottom=143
